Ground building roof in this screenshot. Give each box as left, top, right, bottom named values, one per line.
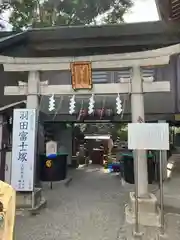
left=0, top=32, right=26, bottom=49
left=0, top=21, right=180, bottom=57
left=156, top=0, right=180, bottom=21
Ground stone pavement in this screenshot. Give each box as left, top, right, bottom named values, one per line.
left=15, top=166, right=130, bottom=240
left=14, top=162, right=180, bottom=240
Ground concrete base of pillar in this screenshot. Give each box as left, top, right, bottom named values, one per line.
left=16, top=188, right=47, bottom=214
left=157, top=234, right=168, bottom=240
left=125, top=192, right=160, bottom=227
left=133, top=231, right=144, bottom=239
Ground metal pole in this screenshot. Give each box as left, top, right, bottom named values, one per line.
left=159, top=150, right=165, bottom=235
left=31, top=191, right=35, bottom=209
left=134, top=150, right=139, bottom=233
left=133, top=150, right=143, bottom=239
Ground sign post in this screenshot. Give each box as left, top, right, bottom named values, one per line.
left=11, top=109, right=37, bottom=192
left=133, top=148, right=141, bottom=238
left=159, top=150, right=165, bottom=235
left=128, top=123, right=169, bottom=237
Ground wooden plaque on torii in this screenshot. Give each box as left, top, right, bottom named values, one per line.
left=71, top=62, right=92, bottom=90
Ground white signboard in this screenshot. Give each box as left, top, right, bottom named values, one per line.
left=11, top=109, right=37, bottom=191
left=46, top=140, right=57, bottom=156
left=128, top=123, right=169, bottom=150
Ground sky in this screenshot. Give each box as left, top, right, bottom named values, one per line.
left=0, top=0, right=159, bottom=30
left=124, top=0, right=159, bottom=22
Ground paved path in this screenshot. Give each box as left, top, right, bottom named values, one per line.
left=15, top=166, right=130, bottom=240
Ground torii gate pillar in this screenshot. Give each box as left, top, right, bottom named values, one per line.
left=26, top=71, right=40, bottom=109
left=131, top=66, right=148, bottom=197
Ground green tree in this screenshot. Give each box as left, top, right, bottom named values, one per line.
left=0, top=0, right=133, bottom=31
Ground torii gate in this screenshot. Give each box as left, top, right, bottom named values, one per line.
left=2, top=44, right=180, bottom=225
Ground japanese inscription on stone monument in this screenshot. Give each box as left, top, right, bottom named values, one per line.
left=11, top=109, right=37, bottom=191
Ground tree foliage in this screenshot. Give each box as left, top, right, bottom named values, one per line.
left=0, top=0, right=133, bottom=31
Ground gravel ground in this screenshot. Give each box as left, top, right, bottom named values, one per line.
left=15, top=166, right=130, bottom=240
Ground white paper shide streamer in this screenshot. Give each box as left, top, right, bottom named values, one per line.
left=69, top=95, right=76, bottom=114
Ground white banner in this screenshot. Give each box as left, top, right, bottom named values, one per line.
left=11, top=109, right=37, bottom=191
left=128, top=123, right=169, bottom=150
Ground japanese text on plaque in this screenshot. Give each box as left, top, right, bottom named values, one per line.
left=18, top=111, right=29, bottom=190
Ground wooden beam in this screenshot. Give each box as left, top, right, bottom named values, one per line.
left=4, top=83, right=130, bottom=95
left=4, top=81, right=170, bottom=96
left=45, top=82, right=169, bottom=94
left=143, top=81, right=170, bottom=92
left=4, top=86, right=27, bottom=96
left=40, top=83, right=130, bottom=95
left=3, top=56, right=170, bottom=72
